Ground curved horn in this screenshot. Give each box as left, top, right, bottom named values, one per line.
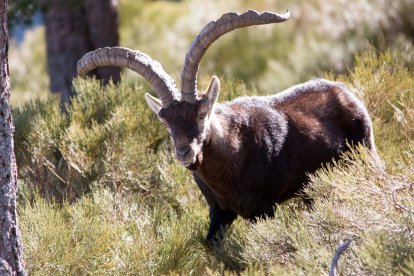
left=180, top=9, right=290, bottom=102
left=77, top=47, right=179, bottom=106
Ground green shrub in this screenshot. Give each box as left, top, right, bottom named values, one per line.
left=335, top=47, right=414, bottom=172
left=16, top=46, right=414, bottom=275
left=14, top=78, right=168, bottom=201
left=229, top=145, right=412, bottom=275
left=21, top=190, right=162, bottom=275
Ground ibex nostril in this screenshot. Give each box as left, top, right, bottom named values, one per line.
left=176, top=147, right=191, bottom=158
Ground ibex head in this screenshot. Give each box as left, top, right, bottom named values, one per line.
left=145, top=76, right=219, bottom=169
left=77, top=9, right=290, bottom=170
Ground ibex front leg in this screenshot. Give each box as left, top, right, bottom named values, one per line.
left=207, top=207, right=237, bottom=243
left=193, top=174, right=237, bottom=243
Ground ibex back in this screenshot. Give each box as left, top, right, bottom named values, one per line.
left=77, top=10, right=378, bottom=242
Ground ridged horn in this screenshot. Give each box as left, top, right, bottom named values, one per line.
left=180, top=9, right=290, bottom=103
left=77, top=47, right=179, bottom=106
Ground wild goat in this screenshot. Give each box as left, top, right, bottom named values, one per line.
left=77, top=10, right=378, bottom=242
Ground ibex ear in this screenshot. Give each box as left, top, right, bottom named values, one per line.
left=145, top=93, right=162, bottom=114
left=205, top=76, right=220, bottom=106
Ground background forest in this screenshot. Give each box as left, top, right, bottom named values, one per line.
left=9, top=0, right=414, bottom=275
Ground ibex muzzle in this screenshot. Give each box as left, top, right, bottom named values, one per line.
left=77, top=9, right=380, bottom=243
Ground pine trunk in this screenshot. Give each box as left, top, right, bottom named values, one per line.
left=42, top=0, right=120, bottom=105
left=0, top=0, right=27, bottom=275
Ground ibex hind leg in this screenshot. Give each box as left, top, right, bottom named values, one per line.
left=347, top=117, right=384, bottom=169
left=346, top=117, right=372, bottom=148
left=301, top=196, right=315, bottom=209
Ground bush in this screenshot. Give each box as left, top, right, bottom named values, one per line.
left=16, top=45, right=414, bottom=275
left=335, top=47, right=414, bottom=170
left=20, top=190, right=210, bottom=275
left=239, top=146, right=414, bottom=275
left=14, top=78, right=168, bottom=201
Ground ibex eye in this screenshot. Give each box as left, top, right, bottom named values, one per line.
left=199, top=113, right=207, bottom=120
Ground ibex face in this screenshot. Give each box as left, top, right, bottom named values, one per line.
left=145, top=77, right=220, bottom=170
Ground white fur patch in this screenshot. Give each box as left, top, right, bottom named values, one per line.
left=210, top=113, right=224, bottom=138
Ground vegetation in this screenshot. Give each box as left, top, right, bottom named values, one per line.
left=9, top=0, right=414, bottom=275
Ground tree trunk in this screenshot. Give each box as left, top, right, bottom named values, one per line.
left=41, top=0, right=120, bottom=105
left=84, top=0, right=120, bottom=85
left=0, top=0, right=27, bottom=275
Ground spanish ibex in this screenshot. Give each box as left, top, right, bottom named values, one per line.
left=77, top=10, right=378, bottom=242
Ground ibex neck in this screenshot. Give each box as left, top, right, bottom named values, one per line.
left=209, top=112, right=226, bottom=141
left=199, top=108, right=239, bottom=164
left=196, top=110, right=236, bottom=193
